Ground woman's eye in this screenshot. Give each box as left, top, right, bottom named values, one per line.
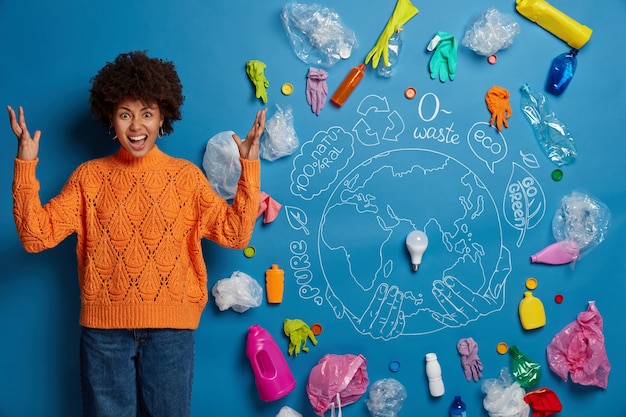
left=143, top=112, right=152, bottom=118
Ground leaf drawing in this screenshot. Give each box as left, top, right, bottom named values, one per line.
left=503, top=163, right=546, bottom=247
left=285, top=206, right=310, bottom=236
left=520, top=150, right=540, bottom=169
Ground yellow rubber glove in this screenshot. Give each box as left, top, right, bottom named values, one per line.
left=246, top=60, right=269, bottom=103
left=365, top=0, right=418, bottom=69
left=283, top=318, right=318, bottom=356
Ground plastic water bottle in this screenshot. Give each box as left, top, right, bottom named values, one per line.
left=519, top=83, right=577, bottom=166
left=378, top=29, right=403, bottom=78
left=450, top=396, right=467, bottom=417
left=546, top=49, right=578, bottom=95
left=330, top=64, right=366, bottom=107
left=425, top=352, right=445, bottom=397
left=265, top=264, right=285, bottom=304
left=246, top=324, right=296, bottom=401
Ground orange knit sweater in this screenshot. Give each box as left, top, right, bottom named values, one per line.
left=12, top=146, right=260, bottom=329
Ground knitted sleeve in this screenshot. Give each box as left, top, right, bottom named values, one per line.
left=12, top=158, right=81, bottom=253
left=199, top=158, right=261, bottom=249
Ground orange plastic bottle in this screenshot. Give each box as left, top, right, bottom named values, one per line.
left=265, top=264, right=285, bottom=304
left=331, top=64, right=366, bottom=107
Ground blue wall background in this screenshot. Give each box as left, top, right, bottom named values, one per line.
left=2, top=0, right=625, bottom=416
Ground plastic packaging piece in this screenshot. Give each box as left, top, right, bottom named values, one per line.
left=246, top=324, right=296, bottom=401
left=280, top=2, right=357, bottom=67
left=519, top=83, right=577, bottom=166
left=518, top=291, right=546, bottom=330
left=202, top=130, right=241, bottom=200
left=306, top=353, right=369, bottom=416
left=515, top=0, right=592, bottom=49
left=457, top=337, right=483, bottom=382
left=485, top=85, right=512, bottom=131
left=481, top=368, right=530, bottom=417
left=551, top=191, right=610, bottom=258
left=425, top=352, right=445, bottom=397
left=276, top=406, right=303, bottom=417
left=462, top=8, right=520, bottom=57
left=331, top=64, right=366, bottom=107
left=546, top=301, right=610, bottom=388
left=450, top=396, right=467, bottom=417
left=427, top=31, right=458, bottom=82
left=378, top=29, right=403, bottom=78
left=546, top=49, right=578, bottom=96
left=211, top=271, right=263, bottom=313
left=365, top=0, right=418, bottom=69
left=523, top=388, right=562, bottom=417
left=265, top=264, right=285, bottom=303
left=283, top=318, right=318, bottom=356
left=509, top=345, right=542, bottom=388
left=306, top=67, right=329, bottom=116
left=246, top=60, right=269, bottom=103
left=260, top=104, right=299, bottom=161
left=530, top=240, right=579, bottom=265
left=365, top=378, right=407, bottom=417
left=258, top=192, right=282, bottom=224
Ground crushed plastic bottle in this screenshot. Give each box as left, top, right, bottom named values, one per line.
left=378, top=28, right=403, bottom=78
left=546, top=49, right=578, bottom=95
left=519, top=83, right=577, bottom=166
left=450, top=396, right=467, bottom=417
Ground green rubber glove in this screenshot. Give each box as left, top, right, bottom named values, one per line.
left=427, top=31, right=458, bottom=82
left=245, top=60, right=269, bottom=103
left=283, top=318, right=318, bottom=356
left=365, top=0, right=418, bottom=69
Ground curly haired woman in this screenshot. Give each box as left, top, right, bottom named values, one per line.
left=8, top=50, right=266, bottom=417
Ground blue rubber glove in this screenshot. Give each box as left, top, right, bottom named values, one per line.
left=427, top=31, right=458, bottom=82
left=306, top=68, right=328, bottom=116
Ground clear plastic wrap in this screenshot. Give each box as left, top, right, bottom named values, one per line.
left=211, top=271, right=263, bottom=313
left=281, top=2, right=357, bottom=67
left=462, top=8, right=520, bottom=57
left=365, top=378, right=407, bottom=417
left=482, top=368, right=530, bottom=417
left=260, top=104, right=300, bottom=162
left=552, top=190, right=610, bottom=257
left=202, top=130, right=241, bottom=200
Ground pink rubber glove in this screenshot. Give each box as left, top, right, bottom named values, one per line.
left=457, top=337, right=483, bottom=382
left=306, top=68, right=328, bottom=116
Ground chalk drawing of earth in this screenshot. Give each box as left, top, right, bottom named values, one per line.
left=319, top=148, right=511, bottom=339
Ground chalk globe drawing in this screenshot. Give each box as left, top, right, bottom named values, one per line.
left=318, top=148, right=511, bottom=339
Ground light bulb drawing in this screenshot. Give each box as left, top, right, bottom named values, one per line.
left=406, top=230, right=429, bottom=272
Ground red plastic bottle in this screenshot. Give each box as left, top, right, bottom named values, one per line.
left=331, top=64, right=366, bottom=106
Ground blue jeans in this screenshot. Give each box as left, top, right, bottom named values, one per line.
left=80, top=327, right=194, bottom=417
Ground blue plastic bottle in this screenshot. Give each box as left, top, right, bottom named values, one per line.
left=450, top=396, right=467, bottom=417
left=519, top=83, right=577, bottom=166
left=546, top=49, right=578, bottom=95
left=378, top=28, right=403, bottom=78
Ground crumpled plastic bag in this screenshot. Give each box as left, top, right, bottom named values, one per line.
left=482, top=368, right=530, bottom=417
left=281, top=2, right=357, bottom=67
left=462, top=8, right=520, bottom=56
left=546, top=300, right=610, bottom=388
left=260, top=104, right=299, bottom=162
left=552, top=190, right=610, bottom=259
left=307, top=353, right=369, bottom=416
left=211, top=271, right=263, bottom=313
left=365, top=378, right=407, bottom=417
left=203, top=130, right=241, bottom=200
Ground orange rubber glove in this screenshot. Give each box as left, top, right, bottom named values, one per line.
left=485, top=85, right=512, bottom=131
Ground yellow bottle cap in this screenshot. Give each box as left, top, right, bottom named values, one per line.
left=496, top=342, right=509, bottom=354
left=525, top=277, right=538, bottom=290
left=281, top=83, right=294, bottom=95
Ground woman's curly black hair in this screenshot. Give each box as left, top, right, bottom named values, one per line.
left=89, top=51, right=184, bottom=135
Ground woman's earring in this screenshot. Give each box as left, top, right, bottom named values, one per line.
left=109, top=125, right=117, bottom=140
left=158, top=126, right=164, bottom=139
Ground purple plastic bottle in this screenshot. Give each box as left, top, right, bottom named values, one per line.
left=246, top=324, right=296, bottom=401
